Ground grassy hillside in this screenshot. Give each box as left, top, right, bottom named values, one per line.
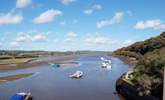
left=113, top=32, right=165, bottom=65
left=113, top=32, right=165, bottom=97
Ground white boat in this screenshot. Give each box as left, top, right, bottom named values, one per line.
left=101, top=57, right=112, bottom=69
left=101, top=57, right=112, bottom=64
left=100, top=57, right=105, bottom=61
left=101, top=62, right=111, bottom=67
left=101, top=62, right=108, bottom=68
left=49, top=63, right=60, bottom=67
left=69, top=71, right=83, bottom=79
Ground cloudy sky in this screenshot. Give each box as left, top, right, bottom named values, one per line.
left=0, top=0, right=164, bottom=51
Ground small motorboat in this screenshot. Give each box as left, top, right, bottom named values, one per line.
left=100, top=57, right=105, bottom=61
left=101, top=57, right=112, bottom=69
left=106, top=64, right=112, bottom=70
left=101, top=61, right=111, bottom=66
left=101, top=62, right=108, bottom=68
left=101, top=57, right=112, bottom=63
left=69, top=71, right=83, bottom=79
left=10, top=92, right=32, bottom=100
left=49, top=63, right=60, bottom=67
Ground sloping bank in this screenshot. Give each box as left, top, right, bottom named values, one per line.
left=116, top=74, right=162, bottom=100
left=113, top=32, right=165, bottom=100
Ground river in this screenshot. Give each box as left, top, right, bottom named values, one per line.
left=0, top=55, right=128, bottom=100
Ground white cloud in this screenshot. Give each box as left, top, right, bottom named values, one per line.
left=96, top=12, right=124, bottom=28
left=0, top=12, right=23, bottom=25
left=15, top=34, right=30, bottom=42
left=33, top=9, right=62, bottom=24
left=16, top=0, right=32, bottom=8
left=92, top=4, right=102, bottom=10
left=84, top=9, right=93, bottom=15
left=85, top=36, right=119, bottom=46
left=59, top=21, right=66, bottom=25
left=15, top=32, right=31, bottom=42
left=84, top=4, right=102, bottom=15
left=84, top=35, right=121, bottom=51
left=64, top=38, right=73, bottom=42
left=134, top=19, right=165, bottom=30
left=9, top=41, right=20, bottom=48
left=66, top=31, right=77, bottom=38
left=123, top=40, right=134, bottom=45
left=64, top=32, right=77, bottom=42
left=9, top=31, right=48, bottom=49
left=84, top=33, right=136, bottom=51
left=31, top=34, right=47, bottom=42
left=14, top=31, right=47, bottom=44
left=60, top=0, right=76, bottom=5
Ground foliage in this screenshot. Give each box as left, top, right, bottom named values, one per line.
left=113, top=32, right=165, bottom=57
left=113, top=32, right=165, bottom=95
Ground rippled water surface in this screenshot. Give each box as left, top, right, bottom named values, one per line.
left=0, top=55, right=128, bottom=100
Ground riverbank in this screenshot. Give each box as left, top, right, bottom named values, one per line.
left=116, top=74, right=162, bottom=100
left=0, top=55, right=79, bottom=71
left=114, top=55, right=163, bottom=100
left=112, top=55, right=138, bottom=68
left=0, top=73, right=33, bottom=84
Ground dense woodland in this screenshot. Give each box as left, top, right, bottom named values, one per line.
left=113, top=32, right=165, bottom=97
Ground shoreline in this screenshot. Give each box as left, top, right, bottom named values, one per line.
left=0, top=55, right=80, bottom=84
left=0, top=55, right=79, bottom=71
left=116, top=74, right=162, bottom=100
left=115, top=56, right=162, bottom=100
left=112, top=55, right=138, bottom=70
left=0, top=73, right=33, bottom=84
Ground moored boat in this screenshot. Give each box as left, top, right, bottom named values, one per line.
left=10, top=92, right=32, bottom=100
left=69, top=71, right=83, bottom=79
left=49, top=63, right=60, bottom=67
left=101, top=57, right=112, bottom=69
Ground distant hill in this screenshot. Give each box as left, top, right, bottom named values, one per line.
left=0, top=50, right=110, bottom=59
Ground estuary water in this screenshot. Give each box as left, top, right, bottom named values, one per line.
left=0, top=55, right=128, bottom=100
